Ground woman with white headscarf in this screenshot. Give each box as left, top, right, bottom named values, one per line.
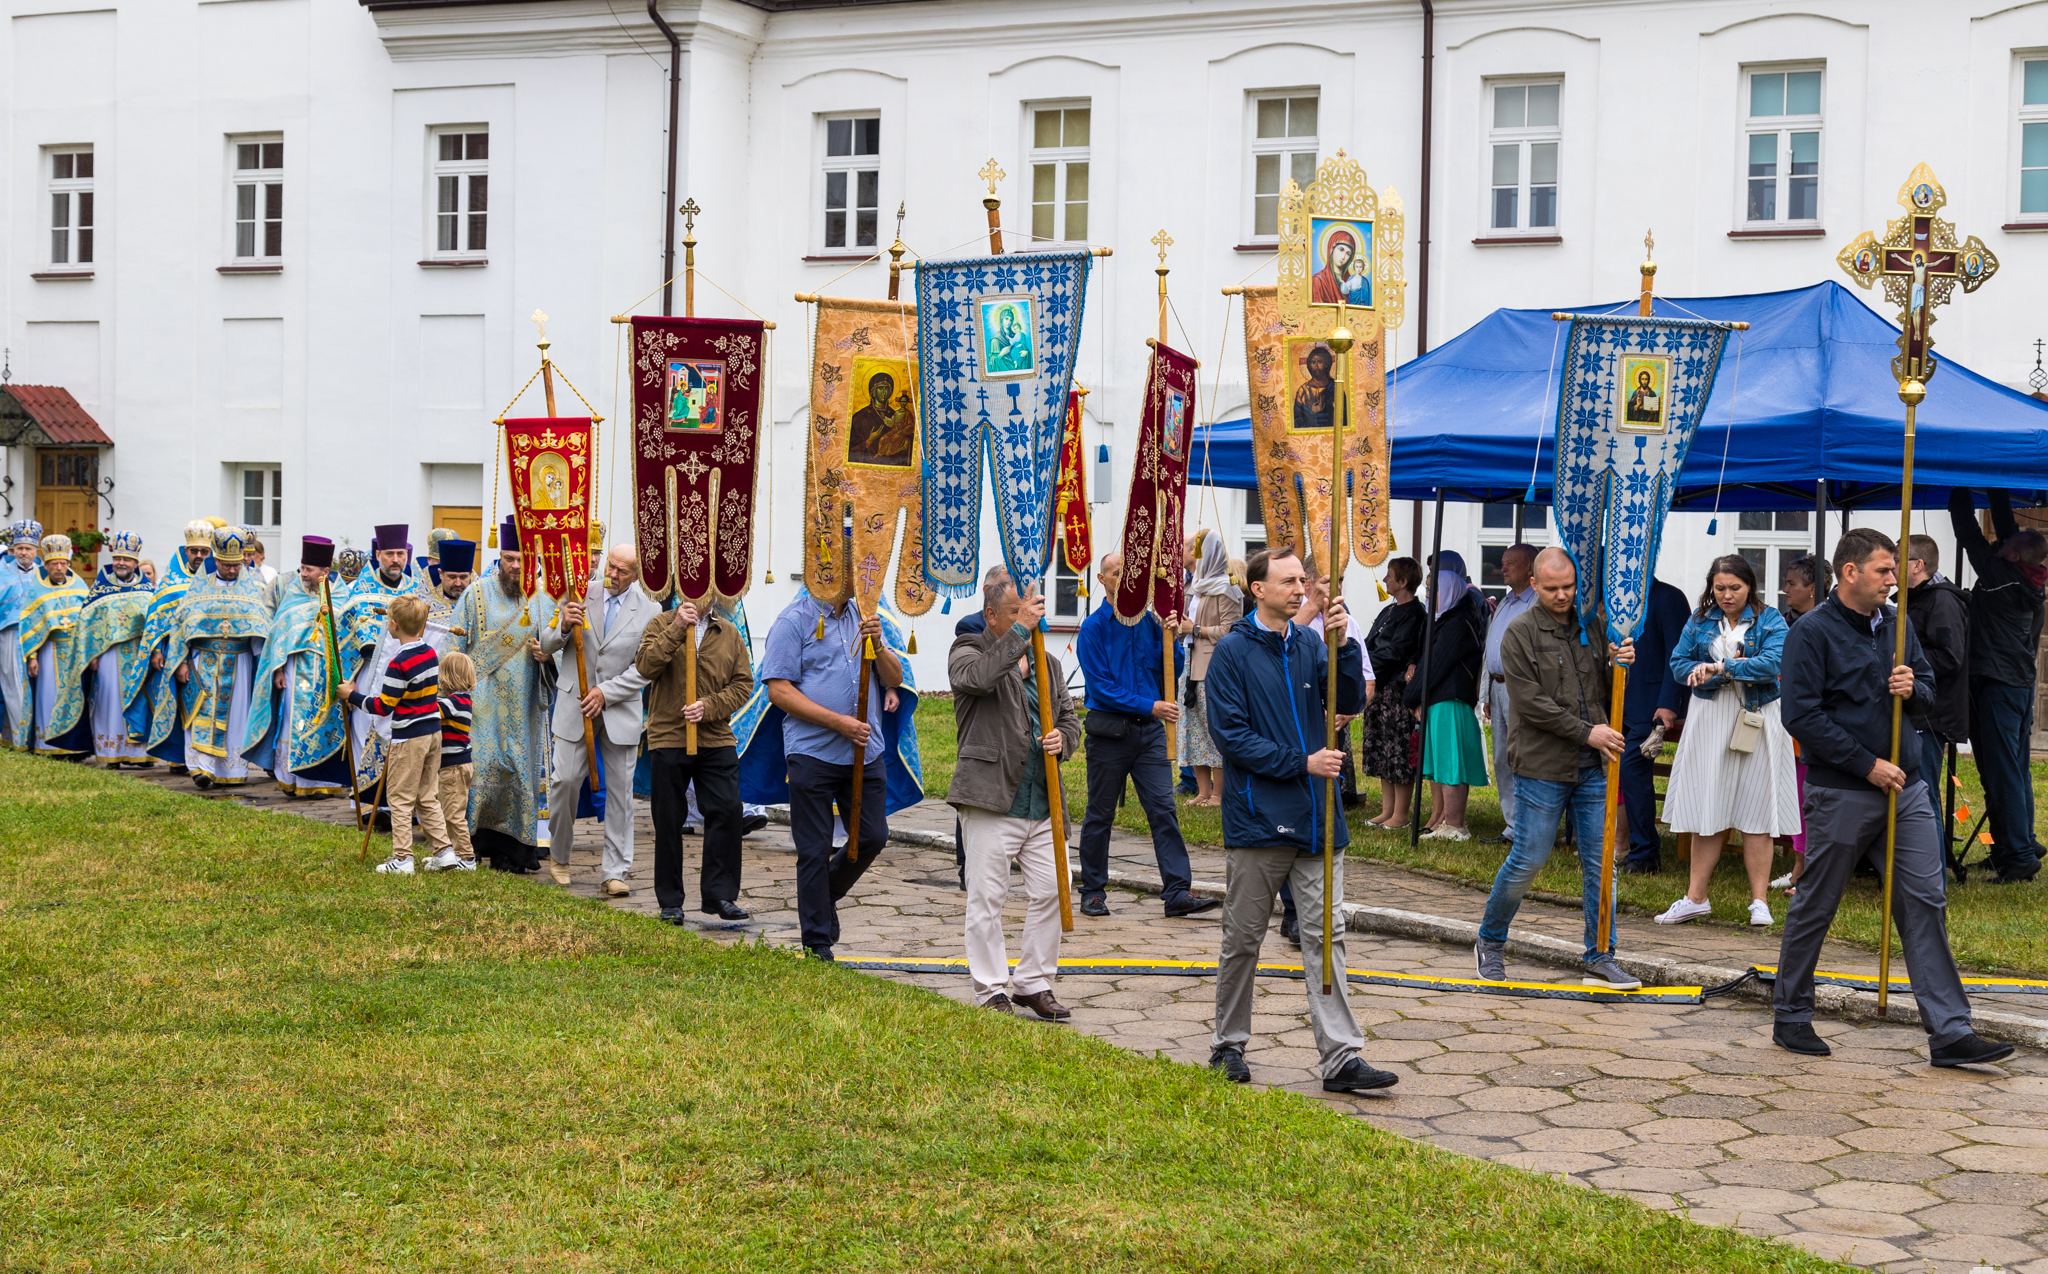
left=1175, top=529, right=1243, bottom=805
left=1401, top=550, right=1490, bottom=839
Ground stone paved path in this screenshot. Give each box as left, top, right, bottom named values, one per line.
left=124, top=764, right=2048, bottom=1271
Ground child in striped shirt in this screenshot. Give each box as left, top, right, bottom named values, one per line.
left=436, top=650, right=477, bottom=870
left=349, top=594, right=455, bottom=874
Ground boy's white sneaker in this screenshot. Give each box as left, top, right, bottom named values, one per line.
left=375, top=856, right=415, bottom=875
left=424, top=847, right=463, bottom=872
left=1653, top=896, right=1712, bottom=925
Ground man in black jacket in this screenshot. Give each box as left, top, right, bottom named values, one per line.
left=1903, top=534, right=1971, bottom=819
left=1773, top=527, right=2011, bottom=1068
left=1620, top=578, right=1691, bottom=873
left=1949, top=488, right=2046, bottom=883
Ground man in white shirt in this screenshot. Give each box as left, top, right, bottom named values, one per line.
left=1481, top=544, right=1538, bottom=844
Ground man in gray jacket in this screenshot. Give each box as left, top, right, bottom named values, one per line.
left=948, top=577, right=1081, bottom=1021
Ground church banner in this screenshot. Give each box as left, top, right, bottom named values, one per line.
left=1055, top=390, right=1091, bottom=577
left=629, top=315, right=766, bottom=604
left=1112, top=343, right=1196, bottom=624
left=914, top=249, right=1092, bottom=597
left=801, top=295, right=936, bottom=617
left=1551, top=314, right=1734, bottom=643
left=503, top=417, right=596, bottom=601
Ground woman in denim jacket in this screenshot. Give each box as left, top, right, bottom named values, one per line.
left=1653, top=554, right=1801, bottom=928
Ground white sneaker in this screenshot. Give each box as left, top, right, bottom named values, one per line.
left=449, top=856, right=477, bottom=871
left=424, top=847, right=462, bottom=872
left=375, top=856, right=415, bottom=875
left=1748, top=899, right=1773, bottom=926
left=1653, top=896, right=1712, bottom=925
left=1769, top=873, right=1794, bottom=891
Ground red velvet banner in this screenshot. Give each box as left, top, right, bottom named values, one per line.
left=503, top=417, right=595, bottom=601
left=1054, top=391, right=1091, bottom=575
left=1112, top=343, right=1197, bottom=623
left=628, top=315, right=766, bottom=602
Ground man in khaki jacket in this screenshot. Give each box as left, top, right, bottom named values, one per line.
left=948, top=577, right=1081, bottom=1021
left=637, top=598, right=755, bottom=924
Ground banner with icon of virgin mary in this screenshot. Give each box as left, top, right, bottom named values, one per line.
left=914, top=250, right=1092, bottom=598
left=1112, top=343, right=1196, bottom=624
left=629, top=315, right=766, bottom=603
left=502, top=417, right=594, bottom=600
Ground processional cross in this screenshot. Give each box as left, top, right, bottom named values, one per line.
left=1835, top=165, right=1997, bottom=1018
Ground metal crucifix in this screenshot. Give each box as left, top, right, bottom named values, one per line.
left=1836, top=165, right=1997, bottom=1018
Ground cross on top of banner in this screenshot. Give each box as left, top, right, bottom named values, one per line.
left=1836, top=164, right=1998, bottom=385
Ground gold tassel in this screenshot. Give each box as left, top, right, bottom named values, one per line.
left=1376, top=574, right=1389, bottom=602
left=488, top=526, right=499, bottom=548
left=520, top=602, right=530, bottom=625
left=764, top=568, right=776, bottom=583
left=815, top=613, right=826, bottom=640
left=907, top=629, right=918, bottom=654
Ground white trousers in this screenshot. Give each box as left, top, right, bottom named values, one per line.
left=547, top=723, right=639, bottom=880
left=0, top=627, right=20, bottom=744
left=959, top=805, right=1063, bottom=1005
left=185, top=651, right=261, bottom=784
left=92, top=648, right=147, bottom=761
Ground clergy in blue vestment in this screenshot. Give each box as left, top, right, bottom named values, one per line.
left=19, top=534, right=89, bottom=757
left=168, top=526, right=274, bottom=788
left=136, top=520, right=221, bottom=770
left=75, top=531, right=156, bottom=766
left=244, top=536, right=381, bottom=798
left=454, top=517, right=553, bottom=872
left=0, top=518, right=45, bottom=748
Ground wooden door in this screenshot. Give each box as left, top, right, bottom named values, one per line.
left=35, top=449, right=100, bottom=568
left=432, top=505, right=483, bottom=545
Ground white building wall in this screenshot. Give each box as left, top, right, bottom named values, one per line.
left=4, top=0, right=2043, bottom=689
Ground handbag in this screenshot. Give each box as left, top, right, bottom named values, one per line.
left=1728, top=707, right=1764, bottom=754
left=1083, top=710, right=1132, bottom=740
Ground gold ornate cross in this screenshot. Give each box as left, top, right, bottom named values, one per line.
left=1838, top=164, right=1999, bottom=385
left=1152, top=228, right=1173, bottom=266
left=979, top=158, right=1005, bottom=195
left=679, top=198, right=700, bottom=235
left=1643, top=228, right=1654, bottom=260
left=530, top=309, right=549, bottom=343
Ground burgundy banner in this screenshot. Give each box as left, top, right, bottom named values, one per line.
left=1055, top=390, right=1091, bottom=575
left=503, top=417, right=595, bottom=601
left=1112, top=342, right=1197, bottom=624
left=629, top=315, right=766, bottom=602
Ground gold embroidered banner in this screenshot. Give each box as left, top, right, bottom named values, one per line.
left=803, top=295, right=937, bottom=617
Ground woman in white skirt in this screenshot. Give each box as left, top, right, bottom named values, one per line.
left=1654, top=554, right=1799, bottom=927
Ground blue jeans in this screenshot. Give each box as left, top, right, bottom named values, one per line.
left=1971, top=682, right=2043, bottom=876
left=1479, top=766, right=1617, bottom=962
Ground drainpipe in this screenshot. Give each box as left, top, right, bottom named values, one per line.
left=1417, top=0, right=1434, bottom=355
left=649, top=0, right=683, bottom=317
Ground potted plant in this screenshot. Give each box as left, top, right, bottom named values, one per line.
left=67, top=526, right=109, bottom=570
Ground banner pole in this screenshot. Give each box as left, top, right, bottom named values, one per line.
left=1877, top=379, right=1924, bottom=1018
left=1322, top=308, right=1354, bottom=996
left=1154, top=233, right=1178, bottom=761
left=323, top=578, right=363, bottom=836
left=538, top=333, right=604, bottom=799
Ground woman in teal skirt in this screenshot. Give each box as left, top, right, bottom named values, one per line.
left=1401, top=552, right=1490, bottom=840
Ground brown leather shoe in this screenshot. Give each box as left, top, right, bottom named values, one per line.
left=1011, top=990, right=1071, bottom=1021
left=600, top=878, right=631, bottom=898
left=547, top=860, right=571, bottom=886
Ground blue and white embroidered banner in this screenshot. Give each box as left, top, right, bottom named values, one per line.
left=915, top=250, right=1091, bottom=598
left=1552, top=314, right=1735, bottom=643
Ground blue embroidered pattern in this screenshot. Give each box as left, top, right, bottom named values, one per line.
left=1552, top=314, right=1731, bottom=644
left=914, top=250, right=1091, bottom=597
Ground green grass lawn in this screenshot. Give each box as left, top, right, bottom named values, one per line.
left=915, top=698, right=2048, bottom=978
left=0, top=752, right=1845, bottom=1272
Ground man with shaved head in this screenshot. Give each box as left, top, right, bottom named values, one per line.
left=1475, top=547, right=1639, bottom=990
left=539, top=542, right=657, bottom=894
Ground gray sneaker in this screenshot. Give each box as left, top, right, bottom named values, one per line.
left=1474, top=938, right=1507, bottom=982
left=1582, top=956, right=1642, bottom=990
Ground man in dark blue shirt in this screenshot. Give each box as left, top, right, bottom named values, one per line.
left=1073, top=553, right=1215, bottom=919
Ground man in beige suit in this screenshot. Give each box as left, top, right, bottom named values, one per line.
left=539, top=543, right=656, bottom=894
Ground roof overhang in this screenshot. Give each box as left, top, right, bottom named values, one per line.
left=0, top=384, right=113, bottom=448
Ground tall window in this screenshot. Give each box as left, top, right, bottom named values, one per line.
left=1250, top=92, right=1318, bottom=240
left=47, top=148, right=94, bottom=267
left=431, top=127, right=488, bottom=255
left=2019, top=59, right=2048, bottom=220
left=232, top=138, right=284, bottom=260
left=1477, top=503, right=1549, bottom=600
left=240, top=466, right=282, bottom=530
left=1029, top=104, right=1090, bottom=246
left=1049, top=559, right=1083, bottom=621
left=820, top=114, right=879, bottom=252
left=1743, top=68, right=1822, bottom=227
left=1487, top=82, right=1560, bottom=233
left=1734, top=510, right=1812, bottom=611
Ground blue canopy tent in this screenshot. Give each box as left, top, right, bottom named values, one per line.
left=1188, top=281, right=2048, bottom=510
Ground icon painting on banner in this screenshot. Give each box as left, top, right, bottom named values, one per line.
left=665, top=359, right=725, bottom=432
left=1286, top=336, right=1345, bottom=433
left=1308, top=216, right=1374, bottom=309
left=847, top=356, right=918, bottom=469
left=1618, top=355, right=1670, bottom=434
left=1163, top=387, right=1189, bottom=459
left=976, top=296, right=1037, bottom=380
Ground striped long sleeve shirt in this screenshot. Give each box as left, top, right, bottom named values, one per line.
left=439, top=691, right=473, bottom=766
left=348, top=641, right=441, bottom=740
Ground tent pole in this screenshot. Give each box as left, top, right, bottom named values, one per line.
left=1412, top=488, right=1446, bottom=848
left=1815, top=480, right=1829, bottom=603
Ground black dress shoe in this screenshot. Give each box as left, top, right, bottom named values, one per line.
left=1992, top=862, right=2042, bottom=885
left=740, top=813, right=769, bottom=836
left=1620, top=861, right=1660, bottom=876
left=1324, top=1057, right=1401, bottom=1093
left=805, top=945, right=835, bottom=962
left=1280, top=913, right=1300, bottom=946
left=1773, top=1021, right=1831, bottom=1056
left=1079, top=893, right=1110, bottom=918
left=1165, top=895, right=1221, bottom=917
left=1931, top=1033, right=2017, bottom=1068
left=982, top=993, right=1011, bottom=1011
left=701, top=899, right=750, bottom=921
left=1209, top=1046, right=1251, bottom=1083
left=658, top=907, right=686, bottom=926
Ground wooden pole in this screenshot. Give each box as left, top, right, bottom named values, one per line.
left=980, top=158, right=1006, bottom=254
left=358, top=755, right=389, bottom=864
left=1877, top=378, right=1925, bottom=1017
left=1033, top=622, right=1075, bottom=934
left=541, top=343, right=603, bottom=798
left=1322, top=307, right=1354, bottom=995
left=681, top=201, right=702, bottom=754
left=1154, top=232, right=1178, bottom=758
left=845, top=626, right=875, bottom=864
left=322, top=578, right=363, bottom=834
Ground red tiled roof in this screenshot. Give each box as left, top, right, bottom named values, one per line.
left=0, top=383, right=111, bottom=446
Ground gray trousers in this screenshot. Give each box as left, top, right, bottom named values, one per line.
left=0, top=627, right=19, bottom=745
left=1213, top=846, right=1364, bottom=1076
left=548, top=721, right=639, bottom=880
left=1773, top=782, right=1972, bottom=1046
left=1487, top=677, right=1516, bottom=830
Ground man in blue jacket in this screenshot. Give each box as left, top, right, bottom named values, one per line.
left=1772, top=528, right=2011, bottom=1067
left=1620, top=577, right=1691, bottom=873
left=1203, top=548, right=1396, bottom=1093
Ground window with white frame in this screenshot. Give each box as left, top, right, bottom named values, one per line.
left=231, top=137, right=284, bottom=260
left=1028, top=103, right=1090, bottom=246
left=430, top=127, right=488, bottom=256
left=239, top=466, right=282, bottom=530
left=1476, top=504, right=1549, bottom=600
left=47, top=147, right=94, bottom=267
left=2018, top=58, right=2048, bottom=221
left=820, top=114, right=880, bottom=252
left=1250, top=92, right=1318, bottom=240
left=1049, top=559, right=1083, bottom=621
left=1487, top=82, right=1560, bottom=234
left=1743, top=67, right=1823, bottom=227
left=1734, top=510, right=1813, bottom=611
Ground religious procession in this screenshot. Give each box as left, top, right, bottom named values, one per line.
left=14, top=2, right=2048, bottom=1268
